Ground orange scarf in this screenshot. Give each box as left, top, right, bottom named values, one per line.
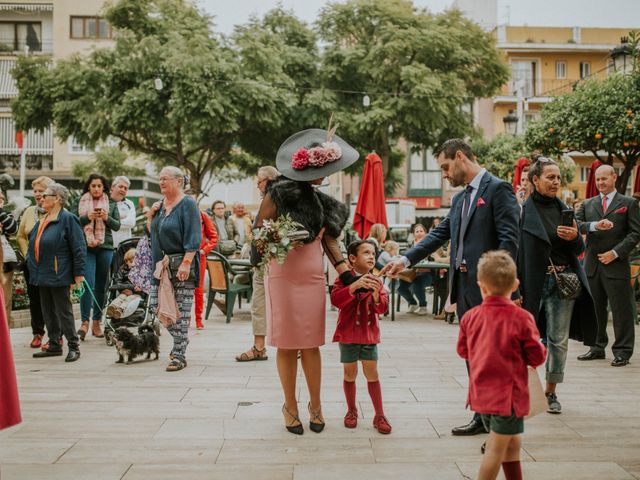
left=34, top=216, right=52, bottom=262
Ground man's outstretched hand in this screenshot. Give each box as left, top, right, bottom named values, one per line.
left=379, top=259, right=408, bottom=278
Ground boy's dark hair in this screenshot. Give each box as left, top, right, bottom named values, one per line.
left=477, top=250, right=517, bottom=295
left=434, top=138, right=475, bottom=162
left=347, top=240, right=375, bottom=258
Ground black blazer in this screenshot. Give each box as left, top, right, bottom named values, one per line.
left=405, top=171, right=520, bottom=303
left=576, top=193, right=640, bottom=280
left=518, top=196, right=597, bottom=345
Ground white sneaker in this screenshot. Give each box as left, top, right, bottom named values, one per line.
left=416, top=307, right=429, bottom=315
left=408, top=305, right=419, bottom=313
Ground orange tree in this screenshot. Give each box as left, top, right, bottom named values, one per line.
left=525, top=72, right=640, bottom=193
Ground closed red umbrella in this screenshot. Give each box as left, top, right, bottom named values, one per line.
left=512, top=157, right=530, bottom=191
left=585, top=160, right=602, bottom=198
left=353, top=152, right=388, bottom=240
left=0, top=288, right=21, bottom=431
left=633, top=164, right=640, bottom=194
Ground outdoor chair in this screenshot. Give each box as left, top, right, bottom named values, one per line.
left=205, top=251, right=253, bottom=323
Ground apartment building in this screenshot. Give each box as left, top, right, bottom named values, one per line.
left=0, top=1, right=158, bottom=204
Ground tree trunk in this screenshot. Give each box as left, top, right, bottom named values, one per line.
left=379, top=127, right=391, bottom=175
left=616, top=157, right=635, bottom=194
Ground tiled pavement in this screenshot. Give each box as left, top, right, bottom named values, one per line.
left=2, top=302, right=639, bottom=479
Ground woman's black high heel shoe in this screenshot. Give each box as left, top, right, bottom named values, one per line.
left=282, top=404, right=304, bottom=435
left=308, top=402, right=325, bottom=433
left=77, top=322, right=88, bottom=341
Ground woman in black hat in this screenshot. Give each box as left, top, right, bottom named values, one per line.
left=252, top=126, right=359, bottom=435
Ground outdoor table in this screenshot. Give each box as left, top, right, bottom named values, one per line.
left=228, top=258, right=252, bottom=269
left=413, top=261, right=450, bottom=316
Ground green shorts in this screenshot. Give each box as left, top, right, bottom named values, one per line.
left=480, top=412, right=524, bottom=435
left=339, top=343, right=378, bottom=363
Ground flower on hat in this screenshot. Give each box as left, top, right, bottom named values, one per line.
left=291, top=148, right=310, bottom=170
left=291, top=142, right=342, bottom=170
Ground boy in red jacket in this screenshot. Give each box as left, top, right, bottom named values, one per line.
left=457, top=250, right=546, bottom=480
left=331, top=240, right=391, bottom=434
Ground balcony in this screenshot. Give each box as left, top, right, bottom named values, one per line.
left=0, top=117, right=53, bottom=156
left=495, top=73, right=609, bottom=102
left=0, top=5, right=54, bottom=54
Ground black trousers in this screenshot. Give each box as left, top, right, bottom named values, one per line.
left=588, top=273, right=635, bottom=360
left=24, top=268, right=45, bottom=336
left=39, top=286, right=79, bottom=351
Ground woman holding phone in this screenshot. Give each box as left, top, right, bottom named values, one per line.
left=517, top=158, right=596, bottom=415
left=76, top=174, right=121, bottom=340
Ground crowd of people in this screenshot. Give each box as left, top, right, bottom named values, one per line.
left=2, top=129, right=638, bottom=480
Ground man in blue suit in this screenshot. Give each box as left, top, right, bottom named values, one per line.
left=382, top=138, right=520, bottom=436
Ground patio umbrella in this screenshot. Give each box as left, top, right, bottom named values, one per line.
left=0, top=289, right=21, bottom=430
left=634, top=164, right=640, bottom=194
left=512, top=157, right=530, bottom=191
left=353, top=152, right=388, bottom=240
left=585, top=160, right=602, bottom=198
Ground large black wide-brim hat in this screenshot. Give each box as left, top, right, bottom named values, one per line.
left=276, top=129, right=360, bottom=181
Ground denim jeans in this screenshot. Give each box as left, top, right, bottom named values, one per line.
left=398, top=272, right=433, bottom=307
left=81, top=247, right=114, bottom=321
left=539, top=273, right=576, bottom=384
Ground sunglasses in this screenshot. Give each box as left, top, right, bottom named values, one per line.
left=42, top=193, right=57, bottom=198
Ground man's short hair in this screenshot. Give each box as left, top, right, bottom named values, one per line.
left=477, top=250, right=517, bottom=295
left=434, top=138, right=474, bottom=162
left=112, top=176, right=131, bottom=188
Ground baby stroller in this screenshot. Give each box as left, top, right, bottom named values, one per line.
left=103, top=237, right=158, bottom=346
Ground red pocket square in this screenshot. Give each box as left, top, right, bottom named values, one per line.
left=476, top=197, right=486, bottom=207
left=614, top=207, right=628, bottom=214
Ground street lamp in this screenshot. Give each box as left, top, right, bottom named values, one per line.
left=610, top=36, right=633, bottom=74
left=503, top=110, right=518, bottom=135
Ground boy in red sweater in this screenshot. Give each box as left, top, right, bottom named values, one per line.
left=331, top=240, right=391, bottom=434
left=457, top=250, right=546, bottom=480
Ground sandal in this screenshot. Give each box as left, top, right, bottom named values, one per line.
left=308, top=402, right=325, bottom=433
left=282, top=404, right=303, bottom=435
left=166, top=358, right=187, bottom=372
left=235, top=346, right=268, bottom=362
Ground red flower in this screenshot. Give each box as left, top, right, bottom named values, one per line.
left=291, top=148, right=310, bottom=170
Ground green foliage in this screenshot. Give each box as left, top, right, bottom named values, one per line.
left=525, top=72, right=640, bottom=193
left=317, top=0, right=510, bottom=174
left=71, top=147, right=145, bottom=180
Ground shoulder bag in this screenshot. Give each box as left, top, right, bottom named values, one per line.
left=548, top=257, right=582, bottom=300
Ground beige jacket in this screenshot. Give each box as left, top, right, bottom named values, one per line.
left=17, top=206, right=46, bottom=256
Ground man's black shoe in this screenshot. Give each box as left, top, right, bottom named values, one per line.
left=577, top=350, right=605, bottom=361
left=33, top=348, right=63, bottom=358
left=611, top=356, right=629, bottom=367
left=451, top=418, right=488, bottom=436
left=65, top=350, right=81, bottom=363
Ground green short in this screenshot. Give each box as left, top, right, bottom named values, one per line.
left=480, top=412, right=524, bottom=435
left=339, top=343, right=378, bottom=363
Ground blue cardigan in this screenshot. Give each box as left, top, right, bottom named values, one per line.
left=27, top=209, right=87, bottom=287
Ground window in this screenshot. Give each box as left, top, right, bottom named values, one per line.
left=68, top=136, right=93, bottom=155
left=408, top=148, right=442, bottom=196
left=555, top=61, right=567, bottom=79
left=511, top=60, right=537, bottom=96
left=580, top=167, right=590, bottom=183
left=0, top=22, right=42, bottom=52
left=580, top=61, right=591, bottom=79
left=70, top=16, right=113, bottom=39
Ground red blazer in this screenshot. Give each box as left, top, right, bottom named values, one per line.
left=330, top=272, right=389, bottom=345
left=200, top=211, right=218, bottom=254
left=0, top=289, right=21, bottom=430
left=457, top=296, right=546, bottom=417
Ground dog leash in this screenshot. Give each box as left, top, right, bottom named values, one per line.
left=73, top=279, right=104, bottom=312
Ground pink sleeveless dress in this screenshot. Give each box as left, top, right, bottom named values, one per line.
left=265, top=234, right=326, bottom=349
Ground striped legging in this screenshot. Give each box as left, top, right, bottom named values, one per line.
left=149, top=281, right=195, bottom=361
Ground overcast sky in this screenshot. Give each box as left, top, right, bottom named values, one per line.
left=197, top=0, right=640, bottom=35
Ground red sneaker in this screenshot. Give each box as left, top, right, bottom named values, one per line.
left=30, top=334, right=43, bottom=349
left=41, top=338, right=63, bottom=351
left=373, top=415, right=392, bottom=434
left=344, top=409, right=358, bottom=429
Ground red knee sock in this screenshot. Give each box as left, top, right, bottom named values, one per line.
left=367, top=381, right=385, bottom=416
left=502, top=461, right=522, bottom=480
left=343, top=380, right=357, bottom=411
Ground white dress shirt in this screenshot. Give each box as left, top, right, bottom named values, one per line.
left=112, top=198, right=136, bottom=248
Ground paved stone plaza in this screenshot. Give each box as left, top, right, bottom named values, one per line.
left=2, top=303, right=640, bottom=480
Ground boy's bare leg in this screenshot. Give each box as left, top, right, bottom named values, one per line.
left=478, top=431, right=512, bottom=480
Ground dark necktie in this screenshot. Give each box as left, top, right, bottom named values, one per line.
left=455, top=185, right=474, bottom=269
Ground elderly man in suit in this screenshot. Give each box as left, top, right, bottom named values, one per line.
left=382, top=138, right=520, bottom=436
left=575, top=165, right=640, bottom=367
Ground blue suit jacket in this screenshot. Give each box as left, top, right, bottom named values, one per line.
left=404, top=172, right=520, bottom=308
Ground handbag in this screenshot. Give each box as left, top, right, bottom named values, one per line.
left=217, top=239, right=237, bottom=256
left=548, top=258, right=582, bottom=300
left=166, top=253, right=197, bottom=282
left=525, top=367, right=547, bottom=419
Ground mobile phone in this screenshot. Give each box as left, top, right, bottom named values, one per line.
left=560, top=209, right=574, bottom=227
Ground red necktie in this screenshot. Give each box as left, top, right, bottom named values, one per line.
left=602, top=195, right=608, bottom=214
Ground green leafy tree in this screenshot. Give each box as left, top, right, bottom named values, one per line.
left=71, top=147, right=145, bottom=181
left=11, top=0, right=316, bottom=194
left=526, top=66, right=640, bottom=193
left=317, top=0, right=510, bottom=175
left=473, top=133, right=574, bottom=185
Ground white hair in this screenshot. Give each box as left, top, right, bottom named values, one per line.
left=112, top=175, right=131, bottom=187
left=160, top=166, right=186, bottom=187
left=47, top=183, right=70, bottom=205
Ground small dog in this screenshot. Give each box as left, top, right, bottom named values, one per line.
left=114, top=325, right=159, bottom=364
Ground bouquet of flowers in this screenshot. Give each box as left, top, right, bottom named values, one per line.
left=253, top=214, right=309, bottom=274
